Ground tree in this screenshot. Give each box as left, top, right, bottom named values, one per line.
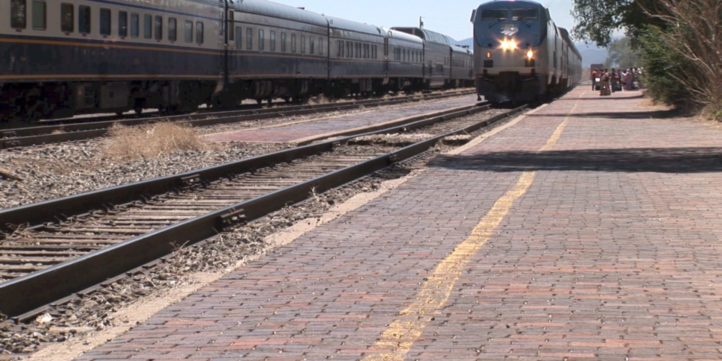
left=572, top=0, right=722, bottom=119
left=604, top=37, right=640, bottom=69
left=571, top=0, right=658, bottom=47
left=638, top=0, right=722, bottom=115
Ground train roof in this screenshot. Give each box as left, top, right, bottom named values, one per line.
left=327, top=16, right=385, bottom=36
left=451, top=44, right=472, bottom=54
left=477, top=0, right=545, bottom=10
left=229, top=0, right=328, bottom=27
left=386, top=29, right=424, bottom=44
left=391, top=27, right=451, bottom=45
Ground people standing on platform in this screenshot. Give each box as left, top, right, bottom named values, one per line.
left=610, top=69, right=620, bottom=92
left=624, top=68, right=635, bottom=91
left=591, top=68, right=599, bottom=90
left=599, top=69, right=611, bottom=96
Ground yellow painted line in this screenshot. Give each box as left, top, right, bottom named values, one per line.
left=362, top=94, right=583, bottom=361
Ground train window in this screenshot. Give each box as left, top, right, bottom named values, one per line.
left=373, top=46, right=377, bottom=59
left=100, top=9, right=111, bottom=36
left=168, top=18, right=177, bottom=42
left=280, top=32, right=286, bottom=52
left=246, top=28, right=253, bottom=50
left=291, top=33, right=297, bottom=53
left=11, top=0, right=26, bottom=29
left=346, top=42, right=352, bottom=58
left=227, top=11, right=234, bottom=41
left=365, top=44, right=370, bottom=59
left=319, top=38, right=323, bottom=56
left=32, top=0, right=46, bottom=30
left=309, top=37, right=314, bottom=55
left=258, top=29, right=264, bottom=51
left=61, top=3, right=73, bottom=33
left=154, top=16, right=162, bottom=41
left=337, top=40, right=343, bottom=57
left=481, top=9, right=507, bottom=21
left=355, top=43, right=360, bottom=58
left=143, top=14, right=152, bottom=39
left=196, top=21, right=203, bottom=44
left=79, top=6, right=91, bottom=34
left=512, top=9, right=537, bottom=20
left=300, top=35, right=306, bottom=54
left=235, top=26, right=242, bottom=48
left=131, top=14, right=139, bottom=38
left=118, top=11, right=128, bottom=37
left=270, top=31, right=276, bottom=52
left=184, top=20, right=192, bottom=43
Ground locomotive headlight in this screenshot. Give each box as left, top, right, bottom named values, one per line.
left=526, top=49, right=534, bottom=60
left=500, top=38, right=518, bottom=51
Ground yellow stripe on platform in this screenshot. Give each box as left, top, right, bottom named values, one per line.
left=362, top=97, right=581, bottom=361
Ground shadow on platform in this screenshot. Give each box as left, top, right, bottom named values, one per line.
left=432, top=147, right=722, bottom=173
left=528, top=109, right=679, bottom=119
left=559, top=94, right=646, bottom=102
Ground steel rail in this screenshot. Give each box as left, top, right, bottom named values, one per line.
left=0, top=103, right=525, bottom=318
left=0, top=90, right=474, bottom=149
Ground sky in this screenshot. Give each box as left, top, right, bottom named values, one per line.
left=277, top=0, right=577, bottom=42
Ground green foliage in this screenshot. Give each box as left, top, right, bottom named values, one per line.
left=572, top=0, right=632, bottom=46
left=574, top=0, right=721, bottom=115
left=572, top=0, right=659, bottom=47
left=636, top=26, right=695, bottom=109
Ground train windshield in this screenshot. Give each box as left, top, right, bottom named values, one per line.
left=482, top=10, right=508, bottom=21
left=475, top=3, right=546, bottom=47
left=512, top=9, right=538, bottom=21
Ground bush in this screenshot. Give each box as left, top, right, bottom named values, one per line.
left=637, top=26, right=698, bottom=111
left=102, top=122, right=209, bottom=161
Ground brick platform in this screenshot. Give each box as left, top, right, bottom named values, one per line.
left=75, top=87, right=722, bottom=361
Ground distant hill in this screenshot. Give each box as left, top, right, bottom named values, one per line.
left=455, top=37, right=474, bottom=48
left=452, top=38, right=607, bottom=68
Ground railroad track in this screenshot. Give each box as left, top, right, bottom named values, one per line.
left=0, top=102, right=526, bottom=319
left=0, top=89, right=474, bottom=149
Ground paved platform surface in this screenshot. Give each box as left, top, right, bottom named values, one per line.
left=205, top=95, right=477, bottom=144
left=75, top=87, right=722, bottom=361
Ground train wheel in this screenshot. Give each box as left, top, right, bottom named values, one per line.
left=133, top=99, right=145, bottom=115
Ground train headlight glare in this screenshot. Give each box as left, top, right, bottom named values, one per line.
left=526, top=49, right=534, bottom=60
left=500, top=38, right=518, bottom=51
left=485, top=51, right=492, bottom=59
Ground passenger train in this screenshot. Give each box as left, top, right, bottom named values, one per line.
left=471, top=0, right=582, bottom=103
left=0, top=0, right=474, bottom=121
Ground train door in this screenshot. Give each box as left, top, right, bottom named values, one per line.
left=383, top=37, right=389, bottom=76
left=226, top=9, right=239, bottom=72
left=447, top=47, right=456, bottom=87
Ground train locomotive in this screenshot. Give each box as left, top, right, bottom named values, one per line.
left=471, top=0, right=581, bottom=103
left=0, top=0, right=474, bottom=122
